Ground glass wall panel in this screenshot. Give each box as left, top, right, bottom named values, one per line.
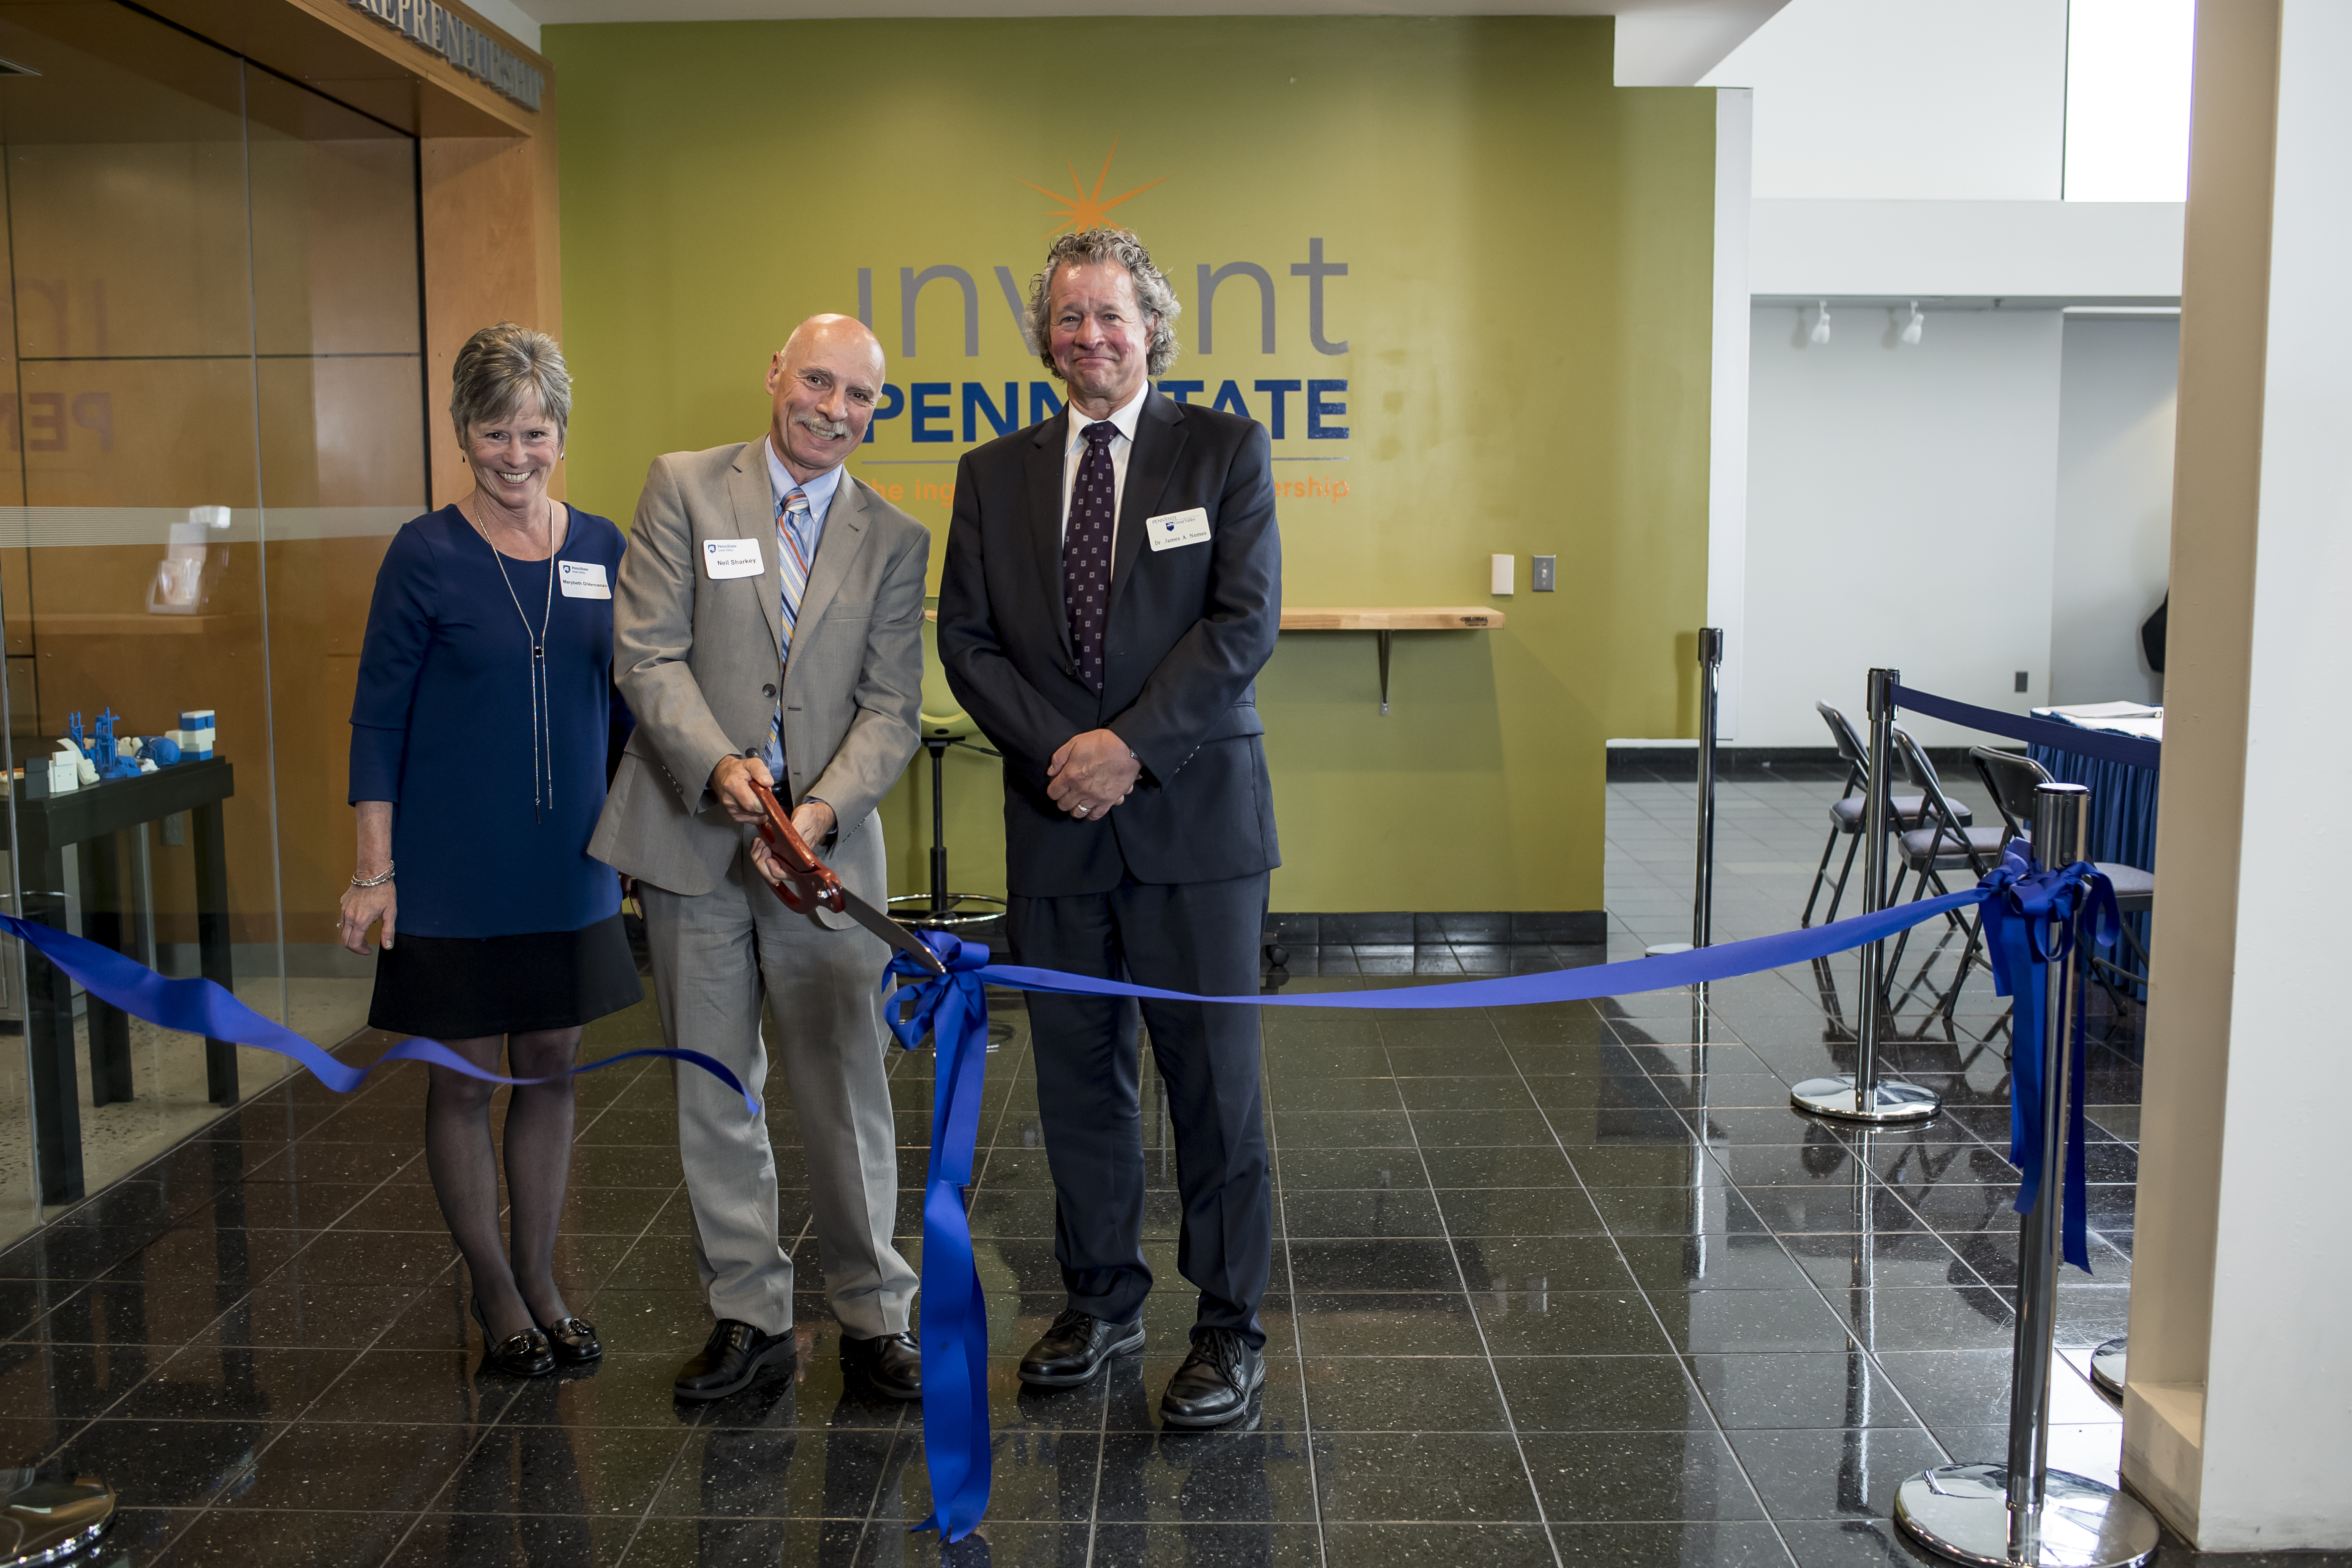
left=0, top=2, right=423, bottom=1239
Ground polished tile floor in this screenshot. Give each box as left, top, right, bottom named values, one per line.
left=0, top=775, right=2218, bottom=1568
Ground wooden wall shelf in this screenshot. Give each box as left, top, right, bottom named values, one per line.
left=917, top=604, right=1506, bottom=714
left=1279, top=605, right=1506, bottom=713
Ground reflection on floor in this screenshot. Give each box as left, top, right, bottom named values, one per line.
left=0, top=776, right=2278, bottom=1566
left=0, top=979, right=373, bottom=1238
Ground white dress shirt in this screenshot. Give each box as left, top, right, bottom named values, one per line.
left=1056, top=383, right=1149, bottom=546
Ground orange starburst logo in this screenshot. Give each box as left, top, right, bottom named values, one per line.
left=1020, top=140, right=1165, bottom=239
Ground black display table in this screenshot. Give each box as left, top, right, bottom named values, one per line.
left=12, top=757, right=237, bottom=1203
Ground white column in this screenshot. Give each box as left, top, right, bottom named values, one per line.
left=2124, top=0, right=2352, bottom=1546
left=1707, top=86, right=1753, bottom=739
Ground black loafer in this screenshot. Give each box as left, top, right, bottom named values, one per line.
left=471, top=1297, right=555, bottom=1378
left=841, top=1330, right=923, bottom=1400
left=1160, top=1328, right=1263, bottom=1428
left=674, top=1319, right=794, bottom=1401
left=540, top=1316, right=602, bottom=1366
left=1018, top=1307, right=1144, bottom=1387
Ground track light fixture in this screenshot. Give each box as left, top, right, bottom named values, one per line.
left=1808, top=301, right=1832, bottom=345
left=1898, top=301, right=1925, bottom=346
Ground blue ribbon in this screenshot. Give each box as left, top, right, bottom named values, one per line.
left=12, top=857, right=2118, bottom=1544
left=1892, top=683, right=2162, bottom=771
left=0, top=912, right=759, bottom=1114
left=868, top=876, right=2121, bottom=1539
left=881, top=932, right=995, bottom=1542
left=1973, top=843, right=2120, bottom=1270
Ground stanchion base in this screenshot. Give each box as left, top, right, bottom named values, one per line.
left=1644, top=942, right=1694, bottom=957
left=1895, top=1465, right=2159, bottom=1568
left=2090, top=1337, right=2126, bottom=1402
left=885, top=892, right=1007, bottom=934
left=1, top=1467, right=114, bottom=1567
left=1789, top=1074, right=1941, bottom=1124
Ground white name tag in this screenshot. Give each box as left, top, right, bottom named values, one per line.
left=558, top=560, right=610, bottom=599
left=1146, top=507, right=1211, bottom=551
left=703, top=538, right=764, bottom=579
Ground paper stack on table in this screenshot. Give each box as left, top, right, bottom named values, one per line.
left=2032, top=702, right=2164, bottom=741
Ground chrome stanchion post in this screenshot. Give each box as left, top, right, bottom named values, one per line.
left=1647, top=629, right=1725, bottom=960
left=1792, top=668, right=1939, bottom=1123
left=1892, top=783, right=2158, bottom=1568
left=1693, top=628, right=1722, bottom=950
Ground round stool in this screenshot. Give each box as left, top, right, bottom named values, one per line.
left=888, top=611, right=1008, bottom=935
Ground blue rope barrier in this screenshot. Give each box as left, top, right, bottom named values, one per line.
left=1893, top=684, right=2161, bottom=771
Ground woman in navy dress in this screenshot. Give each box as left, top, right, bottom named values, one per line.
left=341, top=323, right=640, bottom=1377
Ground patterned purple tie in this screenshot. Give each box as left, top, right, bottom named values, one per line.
left=1062, top=419, right=1119, bottom=694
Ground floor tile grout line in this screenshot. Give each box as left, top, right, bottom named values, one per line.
left=604, top=1391, right=702, bottom=1567
left=1680, top=1044, right=2036, bottom=1465
left=27, top=1141, right=443, bottom=1566
left=1375, top=1013, right=1565, bottom=1567
left=1264, top=1052, right=1331, bottom=1568
left=1494, top=997, right=1796, bottom=1565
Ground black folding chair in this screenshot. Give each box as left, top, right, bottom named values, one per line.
left=1882, top=727, right=2012, bottom=1007
left=1801, top=701, right=1969, bottom=927
left=1968, top=746, right=2157, bottom=1000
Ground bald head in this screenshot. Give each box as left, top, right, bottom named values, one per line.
left=766, top=313, right=887, bottom=481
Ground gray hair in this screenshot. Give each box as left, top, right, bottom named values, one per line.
left=449, top=322, right=571, bottom=442
left=1025, top=228, right=1183, bottom=377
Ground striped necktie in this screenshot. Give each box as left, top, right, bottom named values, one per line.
left=768, top=487, right=813, bottom=762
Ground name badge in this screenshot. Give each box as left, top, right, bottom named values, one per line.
left=1146, top=507, right=1211, bottom=551
left=558, top=560, right=610, bottom=599
left=703, top=538, right=764, bottom=579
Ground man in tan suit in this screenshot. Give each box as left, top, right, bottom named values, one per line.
left=592, top=315, right=927, bottom=1401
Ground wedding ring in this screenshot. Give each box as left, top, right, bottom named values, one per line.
left=1075, top=805, right=1089, bottom=817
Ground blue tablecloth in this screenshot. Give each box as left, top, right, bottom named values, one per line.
left=2028, top=742, right=2157, bottom=985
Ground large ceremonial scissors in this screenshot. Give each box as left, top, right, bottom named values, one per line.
left=750, top=780, right=947, bottom=977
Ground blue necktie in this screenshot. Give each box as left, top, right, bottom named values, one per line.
left=768, top=488, right=812, bottom=766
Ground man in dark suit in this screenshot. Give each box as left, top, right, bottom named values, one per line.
left=938, top=227, right=1281, bottom=1428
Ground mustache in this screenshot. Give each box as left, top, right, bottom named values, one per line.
left=798, top=415, right=851, bottom=441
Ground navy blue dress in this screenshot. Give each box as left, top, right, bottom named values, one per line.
left=350, top=504, right=641, bottom=1037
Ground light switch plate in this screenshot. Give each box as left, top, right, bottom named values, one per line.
left=1532, top=555, right=1556, bottom=592
left=1491, top=553, right=1514, bottom=595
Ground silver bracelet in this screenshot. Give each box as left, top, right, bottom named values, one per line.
left=350, top=863, right=395, bottom=888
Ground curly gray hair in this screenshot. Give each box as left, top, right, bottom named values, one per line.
left=1025, top=228, right=1183, bottom=378
left=449, top=322, right=571, bottom=443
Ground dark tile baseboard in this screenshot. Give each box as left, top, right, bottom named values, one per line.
left=1265, top=911, right=1606, bottom=946
left=1606, top=745, right=1995, bottom=783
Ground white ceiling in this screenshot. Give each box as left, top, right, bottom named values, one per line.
left=491, top=0, right=1786, bottom=86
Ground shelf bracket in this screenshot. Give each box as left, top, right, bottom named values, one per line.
left=1377, top=630, right=1392, bottom=716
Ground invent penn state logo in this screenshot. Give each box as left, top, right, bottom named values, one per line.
left=1020, top=140, right=1164, bottom=238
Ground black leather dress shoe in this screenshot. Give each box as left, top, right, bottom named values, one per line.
left=1160, top=1328, right=1264, bottom=1428
left=674, top=1320, right=794, bottom=1401
left=471, top=1297, right=555, bottom=1378
left=1018, top=1307, right=1145, bottom=1387
left=841, top=1330, right=923, bottom=1400
left=539, top=1316, right=602, bottom=1366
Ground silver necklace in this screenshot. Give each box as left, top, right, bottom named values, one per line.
left=468, top=494, right=558, bottom=822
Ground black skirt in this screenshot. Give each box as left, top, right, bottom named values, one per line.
left=368, top=913, right=644, bottom=1040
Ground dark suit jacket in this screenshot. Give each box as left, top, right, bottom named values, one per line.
left=939, top=390, right=1282, bottom=897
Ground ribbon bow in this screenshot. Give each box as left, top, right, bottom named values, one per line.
left=1975, top=841, right=2120, bottom=1271
left=882, top=932, right=994, bottom=1541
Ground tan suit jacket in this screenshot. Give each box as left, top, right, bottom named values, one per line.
left=591, top=435, right=929, bottom=925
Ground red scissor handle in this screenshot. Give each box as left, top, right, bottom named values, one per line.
left=751, top=780, right=846, bottom=915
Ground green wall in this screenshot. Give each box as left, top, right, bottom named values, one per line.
left=547, top=16, right=1715, bottom=915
